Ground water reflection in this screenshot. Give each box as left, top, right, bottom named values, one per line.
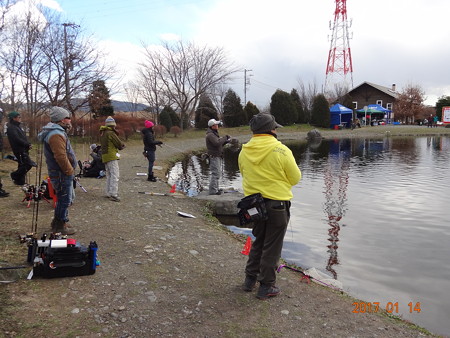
left=167, top=135, right=450, bottom=335
left=167, top=145, right=241, bottom=196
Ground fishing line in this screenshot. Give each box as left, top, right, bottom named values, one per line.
left=160, top=142, right=184, bottom=153
left=30, top=141, right=44, bottom=234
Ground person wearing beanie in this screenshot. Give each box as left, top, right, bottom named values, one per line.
left=37, top=106, right=77, bottom=235
left=205, top=118, right=230, bottom=195
left=6, top=111, right=35, bottom=185
left=99, top=116, right=125, bottom=202
left=238, top=112, right=301, bottom=300
left=82, top=144, right=105, bottom=178
left=141, top=120, right=162, bottom=182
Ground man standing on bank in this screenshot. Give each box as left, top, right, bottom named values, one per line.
left=100, top=116, right=125, bottom=202
left=38, top=107, right=76, bottom=235
left=205, top=118, right=230, bottom=195
left=141, top=120, right=162, bottom=182
left=238, top=113, right=301, bottom=300
left=6, top=111, right=36, bottom=185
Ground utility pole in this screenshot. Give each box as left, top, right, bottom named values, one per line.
left=62, top=23, right=79, bottom=112
left=244, top=69, right=253, bottom=104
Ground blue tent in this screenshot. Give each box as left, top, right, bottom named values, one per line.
left=330, top=103, right=353, bottom=128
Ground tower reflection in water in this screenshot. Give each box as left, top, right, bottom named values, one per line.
left=322, top=139, right=351, bottom=279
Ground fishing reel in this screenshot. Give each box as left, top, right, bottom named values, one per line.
left=21, top=181, right=50, bottom=207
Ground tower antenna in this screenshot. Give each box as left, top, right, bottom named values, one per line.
left=324, top=0, right=353, bottom=94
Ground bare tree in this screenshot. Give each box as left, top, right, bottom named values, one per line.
left=0, top=2, right=47, bottom=135
left=296, top=78, right=320, bottom=123
left=327, top=82, right=350, bottom=104
left=36, top=18, right=116, bottom=114
left=0, top=2, right=116, bottom=131
left=123, top=81, right=141, bottom=113
left=209, top=83, right=228, bottom=119
left=139, top=40, right=239, bottom=130
left=394, top=84, right=426, bottom=124
left=136, top=64, right=169, bottom=122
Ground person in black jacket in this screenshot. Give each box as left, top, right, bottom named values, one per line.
left=83, top=144, right=105, bottom=177
left=141, top=120, right=162, bottom=182
left=205, top=119, right=230, bottom=195
left=6, top=111, right=36, bottom=185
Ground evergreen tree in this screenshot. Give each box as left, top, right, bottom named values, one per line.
left=88, top=80, right=114, bottom=118
left=290, top=88, right=306, bottom=124
left=435, top=95, right=450, bottom=120
left=310, top=94, right=330, bottom=128
left=159, top=106, right=173, bottom=131
left=270, top=89, right=297, bottom=125
left=243, top=101, right=260, bottom=123
left=195, top=94, right=218, bottom=129
left=223, top=89, right=245, bottom=127
left=168, top=109, right=181, bottom=127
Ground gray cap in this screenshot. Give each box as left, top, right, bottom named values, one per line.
left=249, top=113, right=283, bottom=133
left=50, top=107, right=70, bottom=122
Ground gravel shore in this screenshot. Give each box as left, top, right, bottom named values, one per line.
left=1, top=125, right=444, bottom=337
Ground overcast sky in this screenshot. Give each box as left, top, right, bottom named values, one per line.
left=27, top=0, right=450, bottom=107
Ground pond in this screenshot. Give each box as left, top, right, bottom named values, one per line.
left=167, top=136, right=450, bottom=336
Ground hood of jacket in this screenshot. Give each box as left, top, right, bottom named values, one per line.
left=99, top=125, right=113, bottom=132
left=141, top=127, right=153, bottom=136
left=37, top=122, right=66, bottom=143
left=241, top=134, right=281, bottom=166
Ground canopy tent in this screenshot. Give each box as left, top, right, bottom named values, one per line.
left=330, top=103, right=353, bottom=128
left=356, top=104, right=391, bottom=113
left=356, top=104, right=392, bottom=125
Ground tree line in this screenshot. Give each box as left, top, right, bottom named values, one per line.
left=1, top=0, right=447, bottom=137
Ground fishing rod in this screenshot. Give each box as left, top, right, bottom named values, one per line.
left=159, top=142, right=184, bottom=153
left=277, top=264, right=342, bottom=291
left=138, top=192, right=168, bottom=196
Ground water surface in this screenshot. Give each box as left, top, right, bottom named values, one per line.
left=167, top=136, right=450, bottom=336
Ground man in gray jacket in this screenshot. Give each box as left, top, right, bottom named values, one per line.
left=205, top=119, right=230, bottom=195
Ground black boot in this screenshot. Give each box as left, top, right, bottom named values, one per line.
left=0, top=189, right=9, bottom=197
left=256, top=284, right=280, bottom=300
left=147, top=173, right=157, bottom=182
left=243, top=275, right=257, bottom=292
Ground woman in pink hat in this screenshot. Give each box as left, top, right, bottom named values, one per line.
left=141, top=120, right=163, bottom=182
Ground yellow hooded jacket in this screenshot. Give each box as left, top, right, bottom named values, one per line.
left=238, top=134, right=301, bottom=201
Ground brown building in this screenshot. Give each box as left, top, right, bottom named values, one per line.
left=348, top=82, right=398, bottom=118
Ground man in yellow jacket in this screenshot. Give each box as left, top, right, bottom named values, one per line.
left=238, top=113, right=301, bottom=300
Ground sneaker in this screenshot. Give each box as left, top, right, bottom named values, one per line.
left=110, top=195, right=120, bottom=202
left=256, top=284, right=280, bottom=300
left=243, top=275, right=257, bottom=292
left=209, top=189, right=223, bottom=196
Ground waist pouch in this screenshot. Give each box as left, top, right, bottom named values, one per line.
left=237, top=193, right=268, bottom=226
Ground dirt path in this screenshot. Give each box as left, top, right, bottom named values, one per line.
left=0, top=128, right=439, bottom=337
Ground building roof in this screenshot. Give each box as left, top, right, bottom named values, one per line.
left=349, top=81, right=399, bottom=99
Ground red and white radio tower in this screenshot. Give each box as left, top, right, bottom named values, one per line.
left=324, top=0, right=353, bottom=94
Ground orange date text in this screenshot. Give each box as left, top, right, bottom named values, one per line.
left=352, top=302, right=421, bottom=314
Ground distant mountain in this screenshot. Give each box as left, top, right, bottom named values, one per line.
left=111, top=100, right=150, bottom=112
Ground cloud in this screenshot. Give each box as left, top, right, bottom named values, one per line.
left=37, top=0, right=63, bottom=11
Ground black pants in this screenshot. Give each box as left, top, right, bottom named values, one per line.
left=245, top=200, right=291, bottom=285
left=11, top=151, right=32, bottom=185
